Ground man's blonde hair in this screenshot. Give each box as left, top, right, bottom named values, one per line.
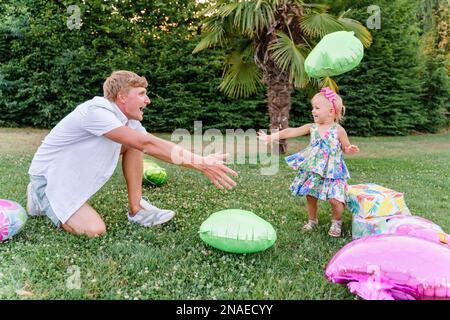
left=311, top=92, right=346, bottom=123
left=103, top=70, right=148, bottom=102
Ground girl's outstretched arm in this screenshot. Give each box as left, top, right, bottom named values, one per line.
left=337, top=126, right=360, bottom=154
left=257, top=124, right=311, bottom=144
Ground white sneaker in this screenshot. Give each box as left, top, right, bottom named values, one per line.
left=26, top=183, right=44, bottom=217
left=127, top=198, right=175, bottom=227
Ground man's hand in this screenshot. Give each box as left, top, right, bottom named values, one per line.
left=196, top=153, right=238, bottom=190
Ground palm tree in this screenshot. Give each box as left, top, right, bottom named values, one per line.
left=193, top=0, right=372, bottom=153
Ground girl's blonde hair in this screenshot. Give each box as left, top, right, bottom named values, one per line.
left=103, top=70, right=148, bottom=102
left=311, top=91, right=346, bottom=123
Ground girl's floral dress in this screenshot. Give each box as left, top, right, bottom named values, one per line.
left=285, top=123, right=350, bottom=203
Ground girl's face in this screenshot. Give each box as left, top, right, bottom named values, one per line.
left=311, top=95, right=334, bottom=124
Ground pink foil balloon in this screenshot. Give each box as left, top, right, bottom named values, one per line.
left=325, top=234, right=450, bottom=300
left=386, top=216, right=449, bottom=246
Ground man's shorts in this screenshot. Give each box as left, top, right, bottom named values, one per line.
left=29, top=175, right=62, bottom=228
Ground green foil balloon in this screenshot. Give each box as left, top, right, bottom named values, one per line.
left=305, top=31, right=364, bottom=78
left=142, top=159, right=168, bottom=186
left=199, top=209, right=277, bottom=254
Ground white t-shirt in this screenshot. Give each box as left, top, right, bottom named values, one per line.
left=28, top=96, right=147, bottom=223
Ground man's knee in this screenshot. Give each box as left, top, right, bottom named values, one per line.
left=63, top=204, right=107, bottom=238
left=85, top=221, right=106, bottom=238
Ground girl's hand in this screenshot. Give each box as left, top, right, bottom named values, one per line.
left=257, top=130, right=272, bottom=144
left=344, top=144, right=360, bottom=154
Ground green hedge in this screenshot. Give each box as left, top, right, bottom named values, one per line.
left=0, top=0, right=448, bottom=134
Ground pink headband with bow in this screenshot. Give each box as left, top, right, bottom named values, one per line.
left=320, top=87, right=337, bottom=114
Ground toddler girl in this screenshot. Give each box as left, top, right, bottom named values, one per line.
left=258, top=87, right=359, bottom=237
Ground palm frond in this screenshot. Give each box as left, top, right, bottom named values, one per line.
left=301, top=12, right=345, bottom=38
left=219, top=51, right=263, bottom=98
left=198, top=1, right=237, bottom=18
left=233, top=1, right=276, bottom=37
left=193, top=1, right=276, bottom=53
left=309, top=77, right=322, bottom=90
left=269, top=31, right=310, bottom=88
left=193, top=15, right=231, bottom=53
left=197, top=2, right=219, bottom=18
left=265, top=0, right=283, bottom=7
left=338, top=17, right=373, bottom=48
left=230, top=37, right=253, bottom=55
left=320, top=76, right=338, bottom=92
left=255, top=0, right=266, bottom=11
left=193, top=24, right=227, bottom=53
left=302, top=2, right=330, bottom=14
left=215, top=3, right=241, bottom=18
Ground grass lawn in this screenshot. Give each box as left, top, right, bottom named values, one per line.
left=0, top=127, right=449, bottom=300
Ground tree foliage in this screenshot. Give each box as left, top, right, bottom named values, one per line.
left=325, top=0, right=448, bottom=135
left=0, top=0, right=447, bottom=135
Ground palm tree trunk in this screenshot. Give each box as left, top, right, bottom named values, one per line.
left=267, top=82, right=292, bottom=154
left=254, top=30, right=293, bottom=154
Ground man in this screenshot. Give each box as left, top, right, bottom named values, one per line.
left=27, top=70, right=237, bottom=237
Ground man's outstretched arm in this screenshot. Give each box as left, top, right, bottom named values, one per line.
left=104, top=126, right=238, bottom=189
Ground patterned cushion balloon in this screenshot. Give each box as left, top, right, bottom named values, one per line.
left=305, top=31, right=364, bottom=78
left=347, top=183, right=411, bottom=219
left=325, top=234, right=450, bottom=300
left=199, top=209, right=277, bottom=254
left=0, top=199, right=28, bottom=242
left=142, top=159, right=168, bottom=186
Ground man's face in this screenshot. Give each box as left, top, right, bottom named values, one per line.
left=120, top=87, right=151, bottom=121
